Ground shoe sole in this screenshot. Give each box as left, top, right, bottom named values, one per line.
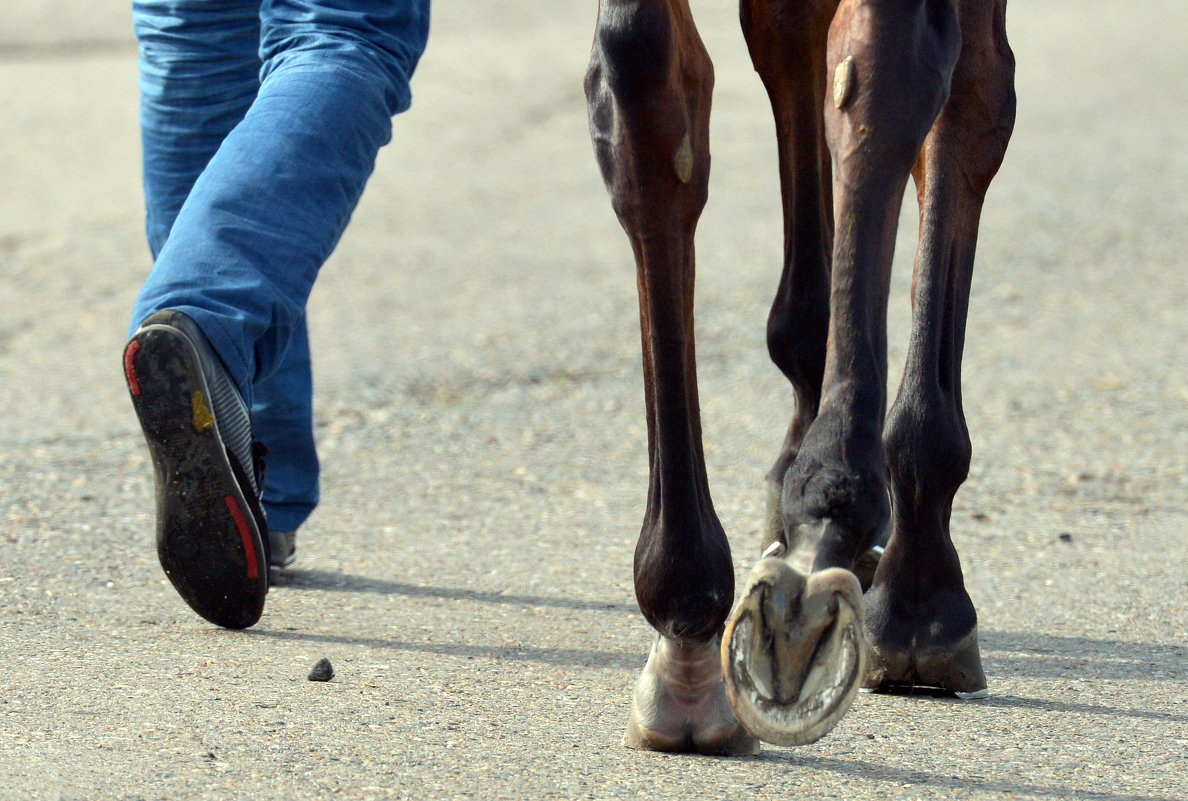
left=124, top=325, right=267, bottom=629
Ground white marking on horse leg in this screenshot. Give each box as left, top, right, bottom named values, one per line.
left=674, top=132, right=693, bottom=183
left=833, top=55, right=857, bottom=109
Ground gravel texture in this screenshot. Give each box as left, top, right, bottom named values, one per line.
left=1, top=1, right=1185, bottom=799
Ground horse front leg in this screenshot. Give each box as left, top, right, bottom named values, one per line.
left=867, top=0, right=1015, bottom=696
left=722, top=0, right=962, bottom=745
left=586, top=0, right=757, bottom=755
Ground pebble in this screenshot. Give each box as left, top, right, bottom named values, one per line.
left=308, top=658, right=334, bottom=682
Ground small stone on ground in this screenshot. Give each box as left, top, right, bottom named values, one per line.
left=308, top=658, right=334, bottom=682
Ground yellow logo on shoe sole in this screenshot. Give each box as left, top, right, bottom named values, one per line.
left=192, top=391, right=214, bottom=433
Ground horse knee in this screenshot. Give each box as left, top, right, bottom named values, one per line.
left=589, top=0, right=676, bottom=104
left=586, top=0, right=712, bottom=229
left=826, top=0, right=962, bottom=167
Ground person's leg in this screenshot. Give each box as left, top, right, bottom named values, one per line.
left=135, top=0, right=317, bottom=568
left=132, top=0, right=430, bottom=536
left=129, top=0, right=270, bottom=627
left=126, top=0, right=430, bottom=625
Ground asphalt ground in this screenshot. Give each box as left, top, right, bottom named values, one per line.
left=1, top=1, right=1185, bottom=799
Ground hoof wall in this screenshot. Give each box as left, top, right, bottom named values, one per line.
left=624, top=636, right=760, bottom=756
left=623, top=720, right=759, bottom=756
left=864, top=626, right=987, bottom=697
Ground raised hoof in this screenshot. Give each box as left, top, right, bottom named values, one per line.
left=864, top=625, right=988, bottom=697
left=624, top=636, right=760, bottom=755
left=722, top=559, right=867, bottom=746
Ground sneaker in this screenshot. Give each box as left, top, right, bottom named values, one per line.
left=269, top=529, right=297, bottom=569
left=123, top=310, right=268, bottom=628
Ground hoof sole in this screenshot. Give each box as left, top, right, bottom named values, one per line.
left=722, top=559, right=867, bottom=746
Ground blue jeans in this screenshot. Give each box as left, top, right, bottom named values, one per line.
left=130, top=0, right=430, bottom=532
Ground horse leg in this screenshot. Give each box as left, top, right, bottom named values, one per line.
left=723, top=0, right=962, bottom=745
left=865, top=0, right=1015, bottom=695
left=586, top=0, right=757, bottom=755
left=738, top=0, right=841, bottom=558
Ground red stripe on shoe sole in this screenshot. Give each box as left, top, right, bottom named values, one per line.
left=124, top=341, right=142, bottom=396
left=224, top=495, right=260, bottom=580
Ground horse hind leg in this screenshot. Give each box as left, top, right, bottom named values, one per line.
left=865, top=0, right=1016, bottom=696
left=738, top=0, right=839, bottom=557
left=586, top=0, right=757, bottom=755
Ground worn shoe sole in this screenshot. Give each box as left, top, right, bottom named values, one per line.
left=124, top=324, right=267, bottom=629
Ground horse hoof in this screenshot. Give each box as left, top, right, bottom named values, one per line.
left=861, top=578, right=988, bottom=696
left=864, top=624, right=987, bottom=697
left=623, top=635, right=760, bottom=755
left=722, top=558, right=868, bottom=746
